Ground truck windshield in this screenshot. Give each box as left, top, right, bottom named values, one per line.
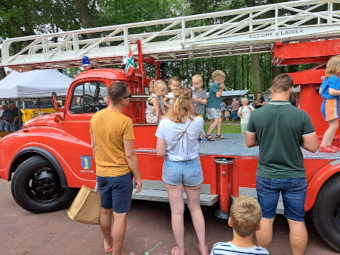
left=70, top=82, right=107, bottom=114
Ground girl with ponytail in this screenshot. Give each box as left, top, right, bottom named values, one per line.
left=156, top=87, right=208, bottom=255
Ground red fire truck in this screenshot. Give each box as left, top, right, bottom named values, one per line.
left=1, top=0, right=340, bottom=252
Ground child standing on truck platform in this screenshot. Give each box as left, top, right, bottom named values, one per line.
left=164, top=77, right=181, bottom=110
left=205, top=70, right=226, bottom=141
left=192, top=74, right=208, bottom=118
left=146, top=80, right=167, bottom=123
left=210, top=196, right=269, bottom=255
left=320, top=55, right=340, bottom=153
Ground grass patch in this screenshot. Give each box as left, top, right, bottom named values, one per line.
left=203, top=123, right=241, bottom=134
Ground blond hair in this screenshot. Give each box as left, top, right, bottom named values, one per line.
left=149, top=80, right=166, bottom=94
left=168, top=76, right=181, bottom=88
left=192, top=74, right=203, bottom=82
left=230, top=196, right=262, bottom=238
left=212, top=70, right=226, bottom=78
left=325, top=55, right=340, bottom=78
left=167, top=87, right=194, bottom=123
left=271, top=73, right=293, bottom=93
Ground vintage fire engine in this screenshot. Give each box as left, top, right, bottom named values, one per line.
left=1, top=0, right=340, bottom=252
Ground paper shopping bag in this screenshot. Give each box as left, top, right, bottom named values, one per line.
left=67, top=185, right=101, bottom=225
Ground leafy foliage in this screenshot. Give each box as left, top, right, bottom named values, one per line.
left=0, top=0, right=323, bottom=92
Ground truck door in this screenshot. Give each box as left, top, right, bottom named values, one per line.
left=64, top=81, right=108, bottom=144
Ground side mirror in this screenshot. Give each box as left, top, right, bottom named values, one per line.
left=52, top=92, right=59, bottom=110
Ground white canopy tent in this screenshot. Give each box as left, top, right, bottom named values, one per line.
left=0, top=69, right=73, bottom=100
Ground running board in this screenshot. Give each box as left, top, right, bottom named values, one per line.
left=132, top=189, right=219, bottom=206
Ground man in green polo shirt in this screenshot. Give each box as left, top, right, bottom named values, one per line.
left=245, top=74, right=318, bottom=255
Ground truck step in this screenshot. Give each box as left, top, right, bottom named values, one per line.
left=132, top=189, right=219, bottom=206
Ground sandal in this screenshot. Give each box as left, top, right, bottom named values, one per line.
left=216, top=134, right=227, bottom=139
left=319, top=146, right=337, bottom=153
left=330, top=145, right=340, bottom=151
left=104, top=238, right=113, bottom=253
left=205, top=134, right=215, bottom=141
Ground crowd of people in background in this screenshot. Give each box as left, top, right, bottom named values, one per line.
left=0, top=103, right=20, bottom=133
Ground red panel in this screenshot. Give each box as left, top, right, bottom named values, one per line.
left=134, top=126, right=158, bottom=151
left=200, top=156, right=217, bottom=194
left=288, top=69, right=325, bottom=85
left=237, top=157, right=258, bottom=189
left=137, top=153, right=163, bottom=181
left=273, top=40, right=340, bottom=65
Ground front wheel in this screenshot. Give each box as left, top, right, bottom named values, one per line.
left=312, top=174, right=340, bottom=252
left=11, top=156, right=78, bottom=213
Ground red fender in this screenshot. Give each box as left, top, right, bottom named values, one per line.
left=305, top=161, right=340, bottom=211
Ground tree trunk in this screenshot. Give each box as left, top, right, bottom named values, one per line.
left=74, top=0, right=94, bottom=38
left=251, top=54, right=262, bottom=93
left=272, top=66, right=281, bottom=78
left=245, top=0, right=262, bottom=93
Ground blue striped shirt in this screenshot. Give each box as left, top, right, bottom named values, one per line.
left=210, top=242, right=269, bottom=255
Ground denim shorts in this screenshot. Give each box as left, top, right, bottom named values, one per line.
left=256, top=176, right=307, bottom=222
left=96, top=172, right=133, bottom=213
left=162, top=157, right=203, bottom=186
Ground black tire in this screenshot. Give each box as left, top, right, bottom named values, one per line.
left=11, top=156, right=78, bottom=213
left=313, top=174, right=340, bottom=252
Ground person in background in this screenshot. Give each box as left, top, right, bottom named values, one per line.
left=253, top=92, right=265, bottom=109
left=0, top=106, right=4, bottom=132
left=210, top=196, right=269, bottom=255
left=90, top=82, right=142, bottom=255
left=9, top=103, right=20, bottom=132
left=164, top=77, right=181, bottom=110
left=231, top=98, right=240, bottom=122
left=291, top=95, right=296, bottom=107
left=192, top=74, right=208, bottom=118
left=146, top=80, right=167, bottom=123
left=246, top=74, right=318, bottom=255
left=156, top=87, right=208, bottom=255
left=237, top=98, right=254, bottom=134
left=205, top=70, right=226, bottom=141
left=2, top=105, right=11, bottom=132
left=220, top=99, right=227, bottom=119
left=224, top=106, right=230, bottom=123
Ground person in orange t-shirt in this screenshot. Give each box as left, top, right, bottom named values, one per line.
left=90, top=82, right=142, bottom=255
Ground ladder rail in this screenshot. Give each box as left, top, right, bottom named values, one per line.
left=5, top=9, right=339, bottom=55
left=2, top=0, right=340, bottom=69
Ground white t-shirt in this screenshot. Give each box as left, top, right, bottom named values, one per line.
left=238, top=105, right=254, bottom=124
left=156, top=117, right=204, bottom=161
left=210, top=242, right=269, bottom=255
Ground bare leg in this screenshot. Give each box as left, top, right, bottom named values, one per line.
left=207, top=118, right=220, bottom=135
left=216, top=116, right=222, bottom=135
left=255, top=218, right=275, bottom=249
left=184, top=183, right=208, bottom=255
left=100, top=208, right=113, bottom=250
left=287, top=219, right=308, bottom=255
left=165, top=183, right=185, bottom=255
left=112, top=212, right=131, bottom=255
left=321, top=119, right=338, bottom=146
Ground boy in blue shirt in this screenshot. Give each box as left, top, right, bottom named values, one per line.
left=205, top=70, right=226, bottom=141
